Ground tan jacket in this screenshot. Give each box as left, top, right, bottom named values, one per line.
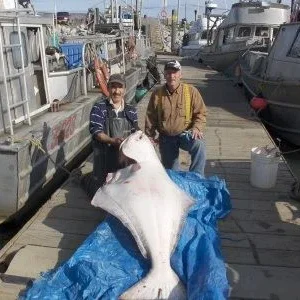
left=145, top=83, right=207, bottom=137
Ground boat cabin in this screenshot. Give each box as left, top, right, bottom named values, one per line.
left=0, top=11, right=89, bottom=137
left=209, top=1, right=290, bottom=52
left=242, top=22, right=300, bottom=81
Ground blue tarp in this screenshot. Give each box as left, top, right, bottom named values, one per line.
left=22, top=171, right=231, bottom=300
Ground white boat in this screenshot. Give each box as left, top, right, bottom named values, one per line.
left=0, top=1, right=153, bottom=220
left=198, top=0, right=290, bottom=72
left=240, top=21, right=300, bottom=145
left=179, top=17, right=208, bottom=57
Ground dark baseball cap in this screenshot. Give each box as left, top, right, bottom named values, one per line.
left=108, top=73, right=126, bottom=87
left=164, top=60, right=181, bottom=71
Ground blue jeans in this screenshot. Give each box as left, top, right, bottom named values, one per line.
left=159, top=131, right=206, bottom=175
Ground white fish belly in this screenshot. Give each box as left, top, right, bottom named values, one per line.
left=92, top=131, right=194, bottom=299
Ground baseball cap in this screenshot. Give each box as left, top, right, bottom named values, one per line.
left=164, top=60, right=181, bottom=71
left=108, top=74, right=126, bottom=87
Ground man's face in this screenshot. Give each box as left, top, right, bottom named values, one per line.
left=108, top=82, right=126, bottom=104
left=164, top=68, right=182, bottom=89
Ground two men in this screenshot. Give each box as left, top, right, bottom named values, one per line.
left=145, top=60, right=207, bottom=175
left=90, top=59, right=207, bottom=186
left=89, top=74, right=138, bottom=185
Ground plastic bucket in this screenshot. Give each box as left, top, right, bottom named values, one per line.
left=250, top=146, right=280, bottom=189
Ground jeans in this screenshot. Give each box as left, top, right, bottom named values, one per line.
left=159, top=131, right=206, bottom=175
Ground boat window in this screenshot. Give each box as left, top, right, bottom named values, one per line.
left=288, top=31, right=300, bottom=58
left=237, top=26, right=251, bottom=38
left=223, top=27, right=235, bottom=44
left=255, top=26, right=269, bottom=37
left=123, top=13, right=132, bottom=19
left=10, top=31, right=28, bottom=69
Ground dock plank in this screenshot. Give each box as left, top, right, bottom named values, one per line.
left=15, top=230, right=88, bottom=249
left=227, top=264, right=300, bottom=299
left=0, top=281, right=26, bottom=299
left=5, top=245, right=73, bottom=279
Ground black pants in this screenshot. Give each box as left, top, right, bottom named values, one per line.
left=92, top=140, right=120, bottom=186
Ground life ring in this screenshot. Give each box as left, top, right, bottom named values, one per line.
left=100, top=60, right=109, bottom=82
left=94, top=58, right=109, bottom=97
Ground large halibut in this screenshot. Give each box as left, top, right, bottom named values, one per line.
left=92, top=131, right=194, bottom=299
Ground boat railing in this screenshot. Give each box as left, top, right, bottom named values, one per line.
left=135, top=35, right=151, bottom=58
left=103, top=34, right=150, bottom=74
left=0, top=0, right=35, bottom=16
left=0, top=24, right=150, bottom=136
left=12, top=42, right=89, bottom=126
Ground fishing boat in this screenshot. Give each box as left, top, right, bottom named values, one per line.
left=198, top=0, right=290, bottom=72
left=240, top=3, right=300, bottom=145
left=0, top=1, right=153, bottom=220
left=179, top=17, right=208, bottom=57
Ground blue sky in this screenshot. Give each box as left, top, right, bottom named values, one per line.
left=32, top=0, right=291, bottom=23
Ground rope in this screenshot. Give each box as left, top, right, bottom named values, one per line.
left=9, top=136, right=72, bottom=176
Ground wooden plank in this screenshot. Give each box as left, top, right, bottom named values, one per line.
left=229, top=190, right=286, bottom=200
left=230, top=199, right=282, bottom=211
left=247, top=233, right=300, bottom=251
left=0, top=281, right=26, bottom=299
left=230, top=208, right=297, bottom=223
left=221, top=231, right=300, bottom=251
left=227, top=264, right=300, bottom=299
left=15, top=230, right=88, bottom=250
left=28, top=218, right=100, bottom=235
left=221, top=219, right=300, bottom=236
left=221, top=232, right=251, bottom=248
left=222, top=247, right=256, bottom=265
left=5, top=245, right=73, bottom=279
left=39, top=206, right=106, bottom=222
left=206, top=173, right=294, bottom=185
left=226, top=182, right=292, bottom=193
left=47, top=191, right=95, bottom=209
left=257, top=249, right=300, bottom=268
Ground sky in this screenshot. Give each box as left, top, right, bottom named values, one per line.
left=32, top=0, right=291, bottom=23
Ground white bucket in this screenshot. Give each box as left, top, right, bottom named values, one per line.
left=250, top=146, right=280, bottom=189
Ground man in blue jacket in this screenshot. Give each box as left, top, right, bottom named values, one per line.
left=89, top=74, right=139, bottom=187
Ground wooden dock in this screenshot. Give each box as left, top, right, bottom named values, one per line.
left=1, top=55, right=300, bottom=299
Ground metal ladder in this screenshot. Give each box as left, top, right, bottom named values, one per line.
left=0, top=1, right=32, bottom=136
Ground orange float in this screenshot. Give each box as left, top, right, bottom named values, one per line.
left=94, top=58, right=110, bottom=97
left=250, top=97, right=268, bottom=110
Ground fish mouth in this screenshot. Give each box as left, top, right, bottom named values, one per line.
left=119, top=130, right=146, bottom=165
left=119, top=152, right=136, bottom=167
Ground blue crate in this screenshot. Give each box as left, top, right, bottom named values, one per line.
left=60, top=43, right=84, bottom=69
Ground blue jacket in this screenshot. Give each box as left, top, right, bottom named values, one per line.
left=89, top=98, right=138, bottom=138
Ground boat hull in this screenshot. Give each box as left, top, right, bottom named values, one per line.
left=0, top=66, right=147, bottom=218
left=198, top=47, right=252, bottom=72
left=241, top=67, right=300, bottom=145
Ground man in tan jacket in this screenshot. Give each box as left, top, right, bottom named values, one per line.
left=145, top=60, right=207, bottom=175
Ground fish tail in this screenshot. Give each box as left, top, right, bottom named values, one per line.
left=119, top=268, right=186, bottom=300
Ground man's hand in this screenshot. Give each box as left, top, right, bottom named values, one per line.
left=111, top=137, right=124, bottom=147
left=149, top=137, right=159, bottom=145
left=191, top=128, right=204, bottom=139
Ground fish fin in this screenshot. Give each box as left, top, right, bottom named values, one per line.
left=91, top=189, right=148, bottom=258
left=119, top=268, right=186, bottom=300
